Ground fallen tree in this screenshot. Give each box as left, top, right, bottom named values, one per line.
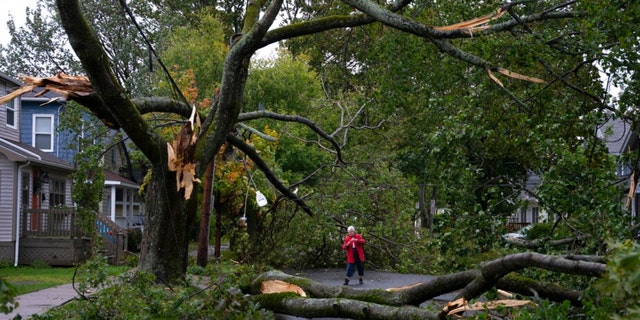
left=502, top=234, right=592, bottom=249
left=251, top=252, right=606, bottom=319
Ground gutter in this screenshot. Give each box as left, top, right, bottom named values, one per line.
left=14, top=161, right=31, bottom=266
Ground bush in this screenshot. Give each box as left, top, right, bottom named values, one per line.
left=0, top=278, right=18, bottom=315
left=526, top=223, right=552, bottom=240
left=36, top=258, right=274, bottom=320
left=126, top=228, right=143, bottom=252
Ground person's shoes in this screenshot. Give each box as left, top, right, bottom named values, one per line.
left=359, top=278, right=364, bottom=284
left=343, top=278, right=349, bottom=285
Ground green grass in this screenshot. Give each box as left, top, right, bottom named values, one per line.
left=1, top=265, right=129, bottom=296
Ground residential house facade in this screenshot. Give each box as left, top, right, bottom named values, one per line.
left=506, top=173, right=545, bottom=231
left=0, top=72, right=144, bottom=266
left=20, top=87, right=145, bottom=230
left=0, top=72, right=80, bottom=266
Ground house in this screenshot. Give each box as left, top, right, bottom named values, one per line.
left=506, top=173, right=546, bottom=231
left=505, top=118, right=640, bottom=231
left=103, top=170, right=145, bottom=229
left=0, top=72, right=83, bottom=266
left=20, top=86, right=146, bottom=230
left=598, top=118, right=640, bottom=221
left=0, top=71, right=144, bottom=266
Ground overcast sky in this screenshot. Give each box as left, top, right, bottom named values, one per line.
left=1, top=0, right=38, bottom=45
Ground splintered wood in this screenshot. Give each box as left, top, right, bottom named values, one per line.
left=260, top=280, right=307, bottom=297
left=167, top=106, right=201, bottom=200
left=0, top=73, right=92, bottom=106
left=442, top=297, right=535, bottom=316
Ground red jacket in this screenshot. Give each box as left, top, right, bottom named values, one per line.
left=342, top=234, right=365, bottom=263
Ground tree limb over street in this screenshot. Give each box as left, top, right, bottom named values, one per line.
left=252, top=252, right=605, bottom=319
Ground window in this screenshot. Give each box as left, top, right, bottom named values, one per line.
left=33, top=115, right=54, bottom=151
left=5, top=94, right=16, bottom=128
left=531, top=207, right=539, bottom=223
left=49, top=179, right=65, bottom=207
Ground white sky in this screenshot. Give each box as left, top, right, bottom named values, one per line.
left=1, top=0, right=38, bottom=45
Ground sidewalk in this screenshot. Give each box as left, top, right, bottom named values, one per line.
left=1, top=283, right=79, bottom=320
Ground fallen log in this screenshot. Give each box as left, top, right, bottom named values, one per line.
left=252, top=252, right=607, bottom=319
left=253, top=293, right=440, bottom=320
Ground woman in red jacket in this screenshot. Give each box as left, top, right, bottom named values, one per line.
left=342, top=225, right=365, bottom=285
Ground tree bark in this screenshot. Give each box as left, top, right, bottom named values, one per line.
left=253, top=294, right=440, bottom=320
left=139, top=162, right=195, bottom=283
left=503, top=234, right=591, bottom=249
left=252, top=252, right=606, bottom=319
left=196, top=161, right=214, bottom=267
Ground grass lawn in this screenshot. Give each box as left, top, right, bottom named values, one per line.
left=1, top=265, right=129, bottom=296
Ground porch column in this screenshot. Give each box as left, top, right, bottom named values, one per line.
left=128, top=189, right=133, bottom=220
left=110, top=186, right=116, bottom=222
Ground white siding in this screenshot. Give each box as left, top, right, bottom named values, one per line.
left=0, top=82, right=21, bottom=141
left=0, top=154, right=16, bottom=241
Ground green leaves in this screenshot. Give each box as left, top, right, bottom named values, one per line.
left=593, top=240, right=640, bottom=319
left=0, top=278, right=18, bottom=315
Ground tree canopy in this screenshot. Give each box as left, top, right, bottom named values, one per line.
left=2, top=0, right=640, bottom=318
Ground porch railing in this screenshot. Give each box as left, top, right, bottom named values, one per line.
left=96, top=214, right=128, bottom=264
left=505, top=222, right=530, bottom=232
left=20, top=208, right=129, bottom=265
left=21, top=208, right=84, bottom=238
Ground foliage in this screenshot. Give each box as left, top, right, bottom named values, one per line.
left=506, top=300, right=573, bottom=320
left=245, top=51, right=322, bottom=114
left=524, top=223, right=553, bottom=240
left=5, top=3, right=640, bottom=313
left=71, top=145, right=106, bottom=235
left=590, top=240, right=640, bottom=319
left=158, top=10, right=229, bottom=105
left=0, top=1, right=81, bottom=77
left=55, top=101, right=106, bottom=234
left=537, top=143, right=630, bottom=254
left=37, top=258, right=274, bottom=320
left=0, top=278, right=18, bottom=315
left=127, top=228, right=143, bottom=253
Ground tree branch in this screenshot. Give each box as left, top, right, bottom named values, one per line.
left=55, top=0, right=165, bottom=162
left=252, top=252, right=601, bottom=319
left=226, top=134, right=314, bottom=216
left=459, top=252, right=605, bottom=302
left=238, top=110, right=345, bottom=164
left=260, top=0, right=411, bottom=49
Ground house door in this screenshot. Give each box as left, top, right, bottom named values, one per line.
left=20, top=173, right=38, bottom=231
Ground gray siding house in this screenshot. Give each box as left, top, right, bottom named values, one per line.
left=0, top=72, right=79, bottom=266
left=0, top=72, right=144, bottom=265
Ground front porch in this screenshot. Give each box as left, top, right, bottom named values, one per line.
left=18, top=208, right=128, bottom=266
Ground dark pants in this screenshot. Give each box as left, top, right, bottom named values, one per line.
left=346, top=248, right=364, bottom=277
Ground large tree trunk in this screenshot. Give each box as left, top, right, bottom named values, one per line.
left=252, top=253, right=606, bottom=319
left=139, top=163, right=196, bottom=283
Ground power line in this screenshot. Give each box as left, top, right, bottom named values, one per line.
left=117, top=0, right=189, bottom=108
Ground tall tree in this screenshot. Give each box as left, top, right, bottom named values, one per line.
left=3, top=0, right=635, bottom=286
